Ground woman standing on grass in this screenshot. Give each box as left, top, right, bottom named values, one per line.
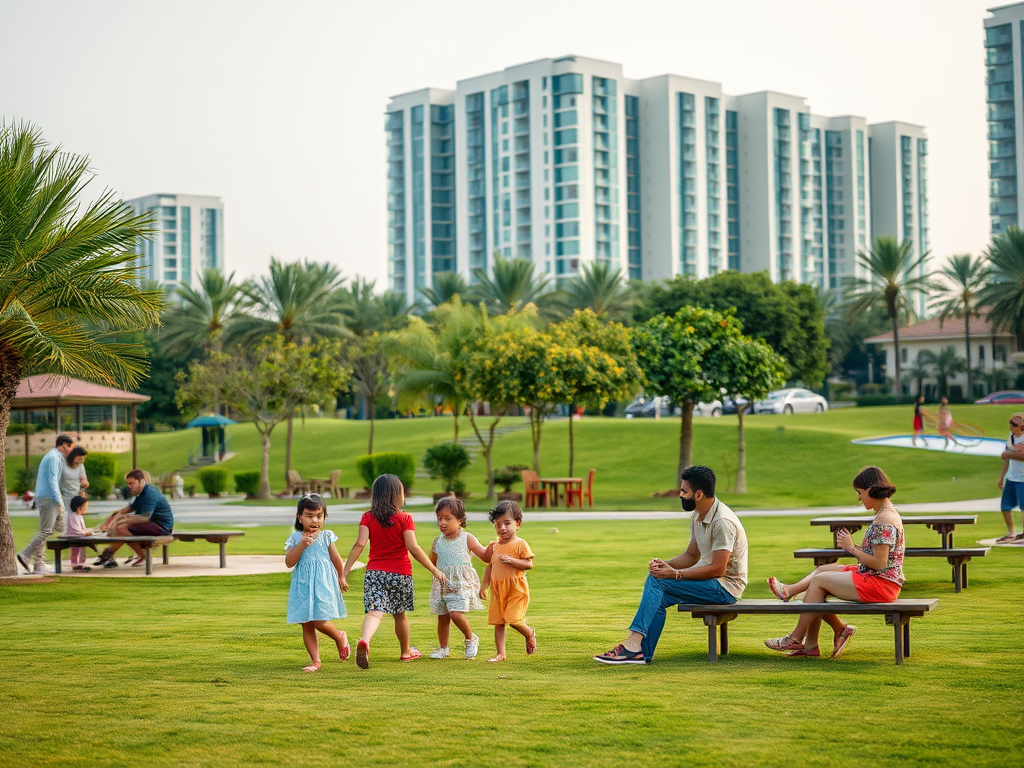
left=59, top=447, right=89, bottom=511
left=764, top=466, right=904, bottom=658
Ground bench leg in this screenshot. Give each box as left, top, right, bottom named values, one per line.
left=962, top=562, right=968, bottom=590
left=951, top=559, right=963, bottom=593
left=219, top=541, right=226, bottom=569
left=720, top=622, right=729, bottom=656
left=163, top=544, right=169, bottom=565
left=54, top=550, right=62, bottom=575
left=903, top=620, right=911, bottom=659
left=706, top=618, right=718, bottom=663
left=892, top=613, right=904, bottom=665
left=145, top=548, right=152, bottom=576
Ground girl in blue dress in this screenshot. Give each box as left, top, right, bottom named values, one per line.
left=285, top=494, right=349, bottom=672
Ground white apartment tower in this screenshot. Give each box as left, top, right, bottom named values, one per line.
left=386, top=56, right=928, bottom=302
left=985, top=3, right=1024, bottom=235
left=126, top=193, right=225, bottom=289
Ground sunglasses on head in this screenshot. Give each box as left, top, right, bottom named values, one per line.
left=300, top=492, right=323, bottom=501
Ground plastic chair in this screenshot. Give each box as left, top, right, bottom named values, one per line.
left=522, top=469, right=549, bottom=508
left=566, top=469, right=595, bottom=508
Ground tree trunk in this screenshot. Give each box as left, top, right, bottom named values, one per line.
left=468, top=411, right=502, bottom=500
left=677, top=401, right=695, bottom=480
left=568, top=404, right=576, bottom=478
left=965, top=312, right=972, bottom=400
left=453, top=409, right=459, bottom=443
left=285, top=414, right=293, bottom=485
left=368, top=407, right=375, bottom=455
left=735, top=404, right=747, bottom=494
left=892, top=318, right=902, bottom=400
left=530, top=407, right=544, bottom=474
left=258, top=430, right=273, bottom=500
left=0, top=344, right=24, bottom=576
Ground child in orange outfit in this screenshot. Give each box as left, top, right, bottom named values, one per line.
left=479, top=500, right=536, bottom=662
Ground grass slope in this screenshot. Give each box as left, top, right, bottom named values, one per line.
left=104, top=404, right=1020, bottom=509
left=1, top=513, right=1021, bottom=766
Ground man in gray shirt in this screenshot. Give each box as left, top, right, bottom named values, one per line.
left=595, top=465, right=748, bottom=664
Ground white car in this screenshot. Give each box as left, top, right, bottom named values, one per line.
left=754, top=388, right=829, bottom=415
left=694, top=400, right=723, bottom=417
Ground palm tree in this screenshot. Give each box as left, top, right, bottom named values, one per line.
left=160, top=269, right=241, bottom=357
left=844, top=237, right=934, bottom=398
left=471, top=255, right=558, bottom=319
left=419, top=271, right=469, bottom=310
left=980, top=225, right=1024, bottom=349
left=338, top=277, right=383, bottom=338
left=0, top=123, right=162, bottom=576
left=560, top=261, right=633, bottom=323
left=919, top=348, right=967, bottom=398
left=931, top=254, right=991, bottom=400
left=377, top=290, right=415, bottom=331
left=903, top=359, right=931, bottom=397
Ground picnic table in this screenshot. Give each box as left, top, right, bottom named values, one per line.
left=539, top=477, right=582, bottom=507
left=47, top=530, right=246, bottom=575
left=810, top=515, right=978, bottom=549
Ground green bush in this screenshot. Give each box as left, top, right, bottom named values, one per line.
left=855, top=395, right=918, bottom=407
left=88, top=475, right=115, bottom=500
left=423, top=443, right=471, bottom=494
left=493, top=465, right=528, bottom=493
left=12, top=466, right=35, bottom=496
left=83, top=452, right=116, bottom=500
left=234, top=471, right=261, bottom=499
left=355, top=452, right=416, bottom=492
left=198, top=467, right=229, bottom=497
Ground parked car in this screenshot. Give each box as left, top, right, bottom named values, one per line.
left=754, top=388, right=829, bottom=415
left=694, top=399, right=723, bottom=417
left=625, top=395, right=680, bottom=418
left=975, top=390, right=1024, bottom=405
left=721, top=396, right=752, bottom=415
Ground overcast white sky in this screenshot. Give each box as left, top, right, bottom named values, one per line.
left=0, top=0, right=1001, bottom=286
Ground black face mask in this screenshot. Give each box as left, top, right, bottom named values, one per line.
left=680, top=494, right=697, bottom=512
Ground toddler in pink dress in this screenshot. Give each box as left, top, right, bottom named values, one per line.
left=66, top=496, right=94, bottom=571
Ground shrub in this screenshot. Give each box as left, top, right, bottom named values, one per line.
left=83, top=452, right=116, bottom=499
left=355, top=453, right=416, bottom=492
left=88, top=475, right=115, bottom=500
left=854, top=395, right=918, bottom=407
left=493, top=465, right=528, bottom=493
left=423, top=443, right=471, bottom=494
left=234, top=471, right=261, bottom=499
left=12, top=466, right=35, bottom=496
left=198, top=467, right=229, bottom=497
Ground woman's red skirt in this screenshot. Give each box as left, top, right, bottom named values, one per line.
left=843, top=565, right=901, bottom=602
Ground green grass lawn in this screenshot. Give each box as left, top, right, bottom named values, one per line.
left=104, top=404, right=1021, bottom=510
left=1, top=513, right=1021, bottom=766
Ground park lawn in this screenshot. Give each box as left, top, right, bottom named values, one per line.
left=0, top=513, right=1021, bottom=767
left=94, top=404, right=1022, bottom=510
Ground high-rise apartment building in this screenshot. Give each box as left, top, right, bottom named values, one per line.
left=386, top=56, right=928, bottom=302
left=985, top=2, right=1024, bottom=235
left=126, top=193, right=225, bottom=289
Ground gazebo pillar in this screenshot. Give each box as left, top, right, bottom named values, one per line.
left=131, top=404, right=138, bottom=470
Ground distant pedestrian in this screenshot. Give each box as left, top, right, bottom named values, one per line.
left=912, top=394, right=926, bottom=446
left=937, top=397, right=958, bottom=449
left=997, top=413, right=1024, bottom=543
left=18, top=434, right=76, bottom=574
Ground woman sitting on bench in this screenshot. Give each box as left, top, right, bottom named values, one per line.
left=764, top=466, right=905, bottom=658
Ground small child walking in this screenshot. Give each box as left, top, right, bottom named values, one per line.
left=428, top=497, right=492, bottom=660
left=342, top=474, right=447, bottom=669
left=284, top=494, right=349, bottom=673
left=66, top=495, right=93, bottom=571
left=479, top=500, right=536, bottom=662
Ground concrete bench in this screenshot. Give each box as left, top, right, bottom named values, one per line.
left=48, top=535, right=173, bottom=576
left=793, top=547, right=990, bottom=593
left=677, top=598, right=939, bottom=664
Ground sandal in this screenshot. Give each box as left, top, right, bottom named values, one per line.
left=832, top=624, right=857, bottom=658
left=400, top=647, right=421, bottom=661
left=996, top=533, right=1018, bottom=543
left=765, top=635, right=804, bottom=652
left=767, top=577, right=790, bottom=602
left=788, top=646, right=821, bottom=657
left=593, top=643, right=645, bottom=665
left=356, top=639, right=369, bottom=670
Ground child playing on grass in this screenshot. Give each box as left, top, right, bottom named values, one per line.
left=66, top=495, right=93, bottom=571
left=342, top=474, right=447, bottom=669
left=284, top=493, right=349, bottom=673
left=428, top=497, right=492, bottom=660
left=479, top=500, right=536, bottom=662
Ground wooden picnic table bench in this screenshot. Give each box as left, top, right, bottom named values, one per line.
left=48, top=535, right=173, bottom=576
left=677, top=598, right=939, bottom=664
left=793, top=547, right=990, bottom=593
left=810, top=515, right=978, bottom=549
left=163, top=531, right=246, bottom=569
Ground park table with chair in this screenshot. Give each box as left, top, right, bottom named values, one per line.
left=810, top=515, right=978, bottom=549
left=539, top=477, right=583, bottom=507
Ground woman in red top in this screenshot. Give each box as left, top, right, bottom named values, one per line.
left=342, top=474, right=447, bottom=669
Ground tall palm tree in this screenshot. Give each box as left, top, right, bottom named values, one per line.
left=919, top=348, right=967, bottom=398
left=844, top=237, right=934, bottom=398
left=931, top=254, right=991, bottom=400
left=419, top=271, right=469, bottom=310
left=338, top=277, right=383, bottom=338
left=471, top=255, right=558, bottom=319
left=377, top=289, right=415, bottom=331
left=561, top=261, right=633, bottom=323
left=980, top=225, right=1024, bottom=349
left=0, top=123, right=162, bottom=576
left=160, top=268, right=241, bottom=357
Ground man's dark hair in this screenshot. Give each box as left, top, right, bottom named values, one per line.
left=680, top=465, right=716, bottom=498
left=126, top=469, right=147, bottom=483
left=55, top=434, right=74, bottom=448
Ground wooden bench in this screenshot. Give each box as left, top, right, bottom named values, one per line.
left=162, top=531, right=246, bottom=569
left=793, top=547, right=990, bottom=593
left=677, top=598, right=939, bottom=664
left=48, top=535, right=173, bottom=576
left=810, top=515, right=978, bottom=549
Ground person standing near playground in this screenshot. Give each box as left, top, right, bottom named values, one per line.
left=17, top=434, right=76, bottom=574
left=912, top=394, right=926, bottom=446
left=936, top=397, right=958, bottom=449
left=341, top=474, right=448, bottom=669
left=997, top=413, right=1024, bottom=543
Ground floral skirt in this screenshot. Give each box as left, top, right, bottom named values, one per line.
left=363, top=569, right=415, bottom=614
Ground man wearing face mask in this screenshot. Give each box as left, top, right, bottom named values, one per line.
left=595, top=465, right=748, bottom=664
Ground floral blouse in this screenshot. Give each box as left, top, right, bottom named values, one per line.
left=857, top=502, right=904, bottom=585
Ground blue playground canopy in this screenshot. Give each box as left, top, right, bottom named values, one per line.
left=185, top=414, right=237, bottom=428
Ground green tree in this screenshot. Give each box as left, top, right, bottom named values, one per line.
left=160, top=268, right=241, bottom=357
left=0, top=123, right=162, bottom=575
left=176, top=336, right=345, bottom=499
left=932, top=254, right=991, bottom=399
left=844, top=236, right=934, bottom=397
left=918, top=348, right=967, bottom=398
left=708, top=336, right=787, bottom=493
left=347, top=333, right=391, bottom=455
left=471, top=256, right=560, bottom=320
left=632, top=307, right=744, bottom=481
left=419, top=271, right=470, bottom=310
left=980, top=225, right=1024, bottom=349
left=560, top=262, right=634, bottom=323
left=546, top=310, right=642, bottom=476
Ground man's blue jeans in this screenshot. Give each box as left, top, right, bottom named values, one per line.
left=629, top=573, right=737, bottom=661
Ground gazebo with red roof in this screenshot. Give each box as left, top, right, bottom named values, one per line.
left=10, top=375, right=150, bottom=472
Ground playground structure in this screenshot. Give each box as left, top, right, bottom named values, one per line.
left=852, top=435, right=1006, bottom=456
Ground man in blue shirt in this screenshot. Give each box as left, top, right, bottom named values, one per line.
left=93, top=469, right=175, bottom=568
left=18, top=434, right=76, bottom=574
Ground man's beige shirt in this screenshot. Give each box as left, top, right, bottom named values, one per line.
left=689, top=497, right=748, bottom=599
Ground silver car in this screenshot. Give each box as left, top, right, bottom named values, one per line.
left=754, top=388, right=828, bottom=415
